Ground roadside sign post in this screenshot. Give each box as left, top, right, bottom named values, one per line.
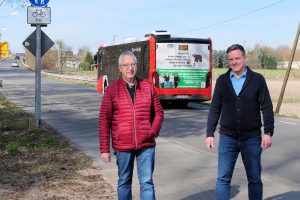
left=24, top=0, right=53, bottom=128
left=35, top=24, right=42, bottom=127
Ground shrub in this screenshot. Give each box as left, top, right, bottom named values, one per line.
left=79, top=61, right=91, bottom=70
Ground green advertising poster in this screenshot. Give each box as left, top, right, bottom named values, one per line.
left=156, top=42, right=210, bottom=89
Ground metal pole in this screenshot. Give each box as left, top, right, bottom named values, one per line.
left=35, top=25, right=42, bottom=127
left=275, top=22, right=300, bottom=114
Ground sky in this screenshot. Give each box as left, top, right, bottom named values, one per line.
left=0, top=0, right=299, bottom=54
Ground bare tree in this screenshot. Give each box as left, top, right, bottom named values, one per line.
left=24, top=39, right=74, bottom=73
left=1, top=0, right=27, bottom=9
left=24, top=48, right=35, bottom=70
left=53, top=40, right=73, bottom=73
left=275, top=45, right=291, bottom=62
left=42, top=50, right=58, bottom=71
left=77, top=46, right=91, bottom=62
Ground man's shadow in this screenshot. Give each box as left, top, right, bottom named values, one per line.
left=265, top=191, right=300, bottom=200
left=181, top=185, right=240, bottom=200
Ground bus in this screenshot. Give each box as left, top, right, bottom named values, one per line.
left=95, top=31, right=212, bottom=107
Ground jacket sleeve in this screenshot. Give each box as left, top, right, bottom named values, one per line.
left=258, top=75, right=274, bottom=135
left=206, top=76, right=222, bottom=137
left=150, top=84, right=164, bottom=137
left=99, top=88, right=113, bottom=153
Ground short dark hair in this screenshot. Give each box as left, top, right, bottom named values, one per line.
left=226, top=44, right=246, bottom=56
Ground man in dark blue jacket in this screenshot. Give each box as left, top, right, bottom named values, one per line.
left=206, top=44, right=274, bottom=200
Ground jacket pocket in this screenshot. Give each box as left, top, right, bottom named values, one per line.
left=137, top=120, right=154, bottom=143
left=115, top=122, right=133, bottom=144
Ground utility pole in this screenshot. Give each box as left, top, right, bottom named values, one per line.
left=112, top=34, right=116, bottom=44
left=275, top=22, right=300, bottom=114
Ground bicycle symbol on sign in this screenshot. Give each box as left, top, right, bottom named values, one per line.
left=32, top=9, right=46, bottom=17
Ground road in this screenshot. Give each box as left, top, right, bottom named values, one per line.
left=0, top=57, right=15, bottom=67
left=0, top=65, right=300, bottom=199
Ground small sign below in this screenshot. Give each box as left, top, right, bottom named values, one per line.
left=29, top=0, right=49, bottom=7
left=27, top=6, right=51, bottom=25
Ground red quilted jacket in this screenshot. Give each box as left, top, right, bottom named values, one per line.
left=99, top=77, right=164, bottom=153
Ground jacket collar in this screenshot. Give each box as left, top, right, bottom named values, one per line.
left=119, top=76, right=141, bottom=90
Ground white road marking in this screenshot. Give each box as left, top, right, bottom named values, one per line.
left=279, top=121, right=297, bottom=125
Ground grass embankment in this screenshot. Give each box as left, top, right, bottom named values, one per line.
left=0, top=94, right=116, bottom=199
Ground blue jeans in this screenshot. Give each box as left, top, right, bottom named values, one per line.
left=216, top=135, right=262, bottom=200
left=115, top=147, right=156, bottom=200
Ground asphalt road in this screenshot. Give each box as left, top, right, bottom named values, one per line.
left=1, top=64, right=300, bottom=199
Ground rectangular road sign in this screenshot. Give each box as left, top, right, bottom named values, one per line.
left=27, top=6, right=51, bottom=25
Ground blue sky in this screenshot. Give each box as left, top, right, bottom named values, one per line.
left=0, top=0, right=299, bottom=54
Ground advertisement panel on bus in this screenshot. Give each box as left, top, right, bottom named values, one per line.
left=156, top=42, right=210, bottom=89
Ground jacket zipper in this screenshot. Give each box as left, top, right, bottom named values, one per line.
left=133, top=89, right=137, bottom=150
left=126, top=85, right=137, bottom=149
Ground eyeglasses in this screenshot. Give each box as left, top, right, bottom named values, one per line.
left=120, top=63, right=137, bottom=69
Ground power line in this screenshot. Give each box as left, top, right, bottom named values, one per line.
left=0, top=0, right=6, bottom=7
left=175, top=0, right=286, bottom=36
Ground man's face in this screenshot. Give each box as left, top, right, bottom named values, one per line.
left=227, top=49, right=247, bottom=75
left=119, top=55, right=137, bottom=81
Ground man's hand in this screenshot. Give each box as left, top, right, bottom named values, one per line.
left=206, top=137, right=215, bottom=150
left=261, top=134, right=272, bottom=150
left=100, top=153, right=111, bottom=163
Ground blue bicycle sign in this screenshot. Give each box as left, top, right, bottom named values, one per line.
left=29, top=0, right=49, bottom=7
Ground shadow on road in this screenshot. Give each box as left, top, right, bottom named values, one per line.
left=180, top=185, right=240, bottom=200
left=265, top=191, right=300, bottom=200
left=162, top=102, right=210, bottom=110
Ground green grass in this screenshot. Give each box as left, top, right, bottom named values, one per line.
left=0, top=96, right=62, bottom=154
left=63, top=69, right=97, bottom=77
left=213, top=68, right=300, bottom=79
left=0, top=93, right=93, bottom=190
left=40, top=134, right=61, bottom=147
left=5, top=138, right=26, bottom=154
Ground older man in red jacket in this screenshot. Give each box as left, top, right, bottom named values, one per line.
left=99, top=51, right=164, bottom=200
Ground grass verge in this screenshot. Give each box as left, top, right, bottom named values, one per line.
left=0, top=94, right=116, bottom=199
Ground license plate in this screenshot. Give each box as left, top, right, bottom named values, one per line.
left=175, top=95, right=189, bottom=99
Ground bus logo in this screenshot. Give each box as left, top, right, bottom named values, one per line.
left=167, top=44, right=174, bottom=48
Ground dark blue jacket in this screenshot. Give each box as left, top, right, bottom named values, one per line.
left=206, top=67, right=274, bottom=138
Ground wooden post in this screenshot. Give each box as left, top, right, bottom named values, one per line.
left=275, top=23, right=300, bottom=114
